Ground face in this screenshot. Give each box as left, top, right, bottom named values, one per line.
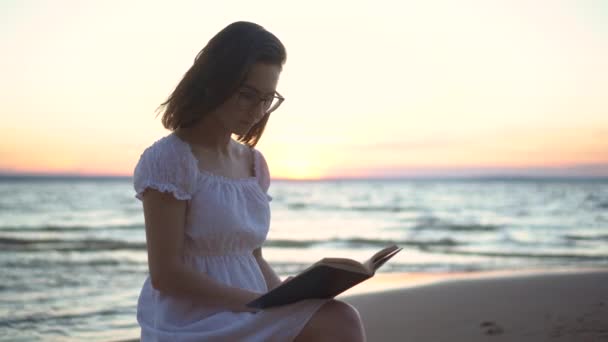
left=211, top=62, right=282, bottom=136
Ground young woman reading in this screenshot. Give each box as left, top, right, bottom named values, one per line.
left=133, top=21, right=366, bottom=341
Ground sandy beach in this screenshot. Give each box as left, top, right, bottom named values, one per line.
left=115, top=268, right=608, bottom=341
left=342, top=268, right=608, bottom=342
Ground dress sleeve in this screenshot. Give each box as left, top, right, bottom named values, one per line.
left=133, top=141, right=197, bottom=201
left=254, top=149, right=273, bottom=201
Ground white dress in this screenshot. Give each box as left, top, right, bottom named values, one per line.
left=133, top=133, right=326, bottom=341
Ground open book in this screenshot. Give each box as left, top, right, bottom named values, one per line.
left=247, top=244, right=402, bottom=309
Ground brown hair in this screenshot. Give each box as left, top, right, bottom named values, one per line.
left=158, top=21, right=287, bottom=147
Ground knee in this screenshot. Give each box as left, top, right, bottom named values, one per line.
left=295, top=300, right=366, bottom=342
left=326, top=300, right=363, bottom=329
left=320, top=300, right=366, bottom=341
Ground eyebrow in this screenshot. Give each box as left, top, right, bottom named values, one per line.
left=241, top=84, right=276, bottom=97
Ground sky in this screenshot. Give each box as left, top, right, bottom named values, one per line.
left=1, top=0, right=607, bottom=179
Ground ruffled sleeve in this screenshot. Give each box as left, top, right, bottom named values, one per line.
left=133, top=137, right=198, bottom=201
left=253, top=149, right=272, bottom=201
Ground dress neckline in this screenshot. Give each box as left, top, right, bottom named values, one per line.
left=169, top=133, right=258, bottom=184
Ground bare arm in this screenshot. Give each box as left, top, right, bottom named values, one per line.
left=253, top=247, right=282, bottom=290
left=142, top=189, right=259, bottom=312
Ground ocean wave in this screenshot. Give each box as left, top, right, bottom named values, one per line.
left=2, top=258, right=145, bottom=268
left=563, top=234, right=608, bottom=242
left=0, top=223, right=143, bottom=232
left=286, top=202, right=420, bottom=213
left=597, top=202, right=608, bottom=209
left=264, top=237, right=462, bottom=248
left=348, top=205, right=419, bottom=213
left=268, top=261, right=486, bottom=274
left=0, top=235, right=462, bottom=252
left=0, top=237, right=145, bottom=252
left=413, top=221, right=501, bottom=232
left=0, top=306, right=130, bottom=327
left=426, top=248, right=608, bottom=261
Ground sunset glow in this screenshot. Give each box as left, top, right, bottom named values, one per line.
left=1, top=0, right=606, bottom=179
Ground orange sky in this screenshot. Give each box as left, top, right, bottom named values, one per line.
left=1, top=0, right=607, bottom=179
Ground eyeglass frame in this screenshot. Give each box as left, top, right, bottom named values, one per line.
left=234, top=84, right=285, bottom=115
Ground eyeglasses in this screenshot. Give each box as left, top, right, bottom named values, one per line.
left=235, top=86, right=285, bottom=114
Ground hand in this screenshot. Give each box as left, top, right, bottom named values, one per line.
left=230, top=290, right=262, bottom=313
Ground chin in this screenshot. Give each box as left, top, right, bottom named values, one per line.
left=235, top=123, right=254, bottom=135
left=233, top=127, right=250, bottom=136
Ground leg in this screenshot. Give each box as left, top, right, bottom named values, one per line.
left=294, top=300, right=366, bottom=342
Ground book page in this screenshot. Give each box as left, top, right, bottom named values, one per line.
left=363, top=244, right=401, bottom=272
left=318, top=257, right=367, bottom=274
left=246, top=245, right=402, bottom=309
left=371, top=247, right=402, bottom=271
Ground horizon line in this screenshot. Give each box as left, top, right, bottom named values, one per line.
left=1, top=172, right=607, bottom=182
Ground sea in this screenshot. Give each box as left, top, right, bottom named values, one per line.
left=0, top=176, right=607, bottom=341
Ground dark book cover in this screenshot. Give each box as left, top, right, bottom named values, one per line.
left=247, top=265, right=371, bottom=309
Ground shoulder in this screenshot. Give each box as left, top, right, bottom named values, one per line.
left=133, top=133, right=198, bottom=200
left=242, top=141, right=266, bottom=165
left=230, top=140, right=269, bottom=176
left=246, top=144, right=268, bottom=172
left=251, top=147, right=271, bottom=191
left=139, top=133, right=187, bottom=164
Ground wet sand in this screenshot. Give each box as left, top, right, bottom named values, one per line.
left=342, top=269, right=608, bottom=341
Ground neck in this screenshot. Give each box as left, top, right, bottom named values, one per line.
left=175, top=116, right=233, bottom=155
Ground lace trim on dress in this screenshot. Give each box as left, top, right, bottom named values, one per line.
left=170, top=133, right=260, bottom=183
left=135, top=182, right=192, bottom=201
left=166, top=133, right=272, bottom=201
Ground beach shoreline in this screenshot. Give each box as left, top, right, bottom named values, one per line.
left=340, top=266, right=608, bottom=296
left=343, top=268, right=608, bottom=341
left=114, top=268, right=608, bottom=341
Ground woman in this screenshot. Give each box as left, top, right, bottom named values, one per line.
left=133, top=21, right=366, bottom=341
